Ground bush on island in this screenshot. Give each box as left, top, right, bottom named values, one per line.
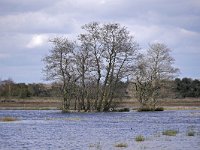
left=138, top=107, right=164, bottom=112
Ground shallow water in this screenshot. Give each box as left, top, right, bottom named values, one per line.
left=0, top=110, right=200, bottom=150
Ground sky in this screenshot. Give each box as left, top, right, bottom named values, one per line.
left=0, top=0, right=200, bottom=83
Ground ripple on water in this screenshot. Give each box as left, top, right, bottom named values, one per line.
left=0, top=110, right=200, bottom=150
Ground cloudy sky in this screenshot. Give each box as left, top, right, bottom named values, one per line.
left=0, top=0, right=200, bottom=83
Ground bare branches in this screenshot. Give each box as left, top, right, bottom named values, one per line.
left=43, top=22, right=140, bottom=112
left=132, top=43, right=179, bottom=110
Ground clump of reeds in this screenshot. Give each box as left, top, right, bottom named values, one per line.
left=115, top=143, right=128, bottom=148
left=162, top=129, right=178, bottom=136
left=135, top=135, right=145, bottom=142
left=187, top=130, right=195, bottom=136
left=89, top=142, right=102, bottom=149
left=0, top=117, right=18, bottom=122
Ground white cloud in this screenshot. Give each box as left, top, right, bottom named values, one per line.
left=26, top=34, right=48, bottom=48
left=0, top=12, right=76, bottom=34
left=0, top=0, right=200, bottom=82
left=178, top=28, right=199, bottom=37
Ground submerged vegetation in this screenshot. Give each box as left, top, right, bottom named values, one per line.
left=187, top=130, right=195, bottom=136
left=135, top=135, right=145, bottom=142
left=89, top=142, right=102, bottom=149
left=186, top=126, right=196, bottom=136
left=162, top=130, right=178, bottom=136
left=115, top=143, right=128, bottom=148
left=0, top=117, right=18, bottom=122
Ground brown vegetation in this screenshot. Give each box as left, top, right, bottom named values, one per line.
left=0, top=117, right=18, bottom=122
left=0, top=97, right=200, bottom=110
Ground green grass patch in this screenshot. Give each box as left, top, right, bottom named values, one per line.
left=135, top=135, right=145, bottom=142
left=115, top=143, right=128, bottom=148
left=162, top=130, right=178, bottom=136
left=0, top=117, right=18, bottom=122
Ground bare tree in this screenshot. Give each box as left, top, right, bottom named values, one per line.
left=79, top=22, right=103, bottom=111
left=74, top=35, right=92, bottom=111
left=80, top=22, right=139, bottom=111
left=99, top=23, right=139, bottom=111
left=132, top=55, right=152, bottom=107
left=132, top=43, right=179, bottom=110
left=42, top=37, right=79, bottom=111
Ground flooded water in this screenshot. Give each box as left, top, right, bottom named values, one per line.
left=0, top=110, right=200, bottom=150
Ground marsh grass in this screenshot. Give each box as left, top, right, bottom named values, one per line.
left=135, top=135, right=145, bottom=142
left=89, top=142, right=102, bottom=149
left=115, top=143, right=128, bottom=148
left=162, top=130, right=178, bottom=136
left=0, top=117, right=18, bottom=122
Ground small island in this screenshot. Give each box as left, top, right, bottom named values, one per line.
left=0, top=1, right=200, bottom=149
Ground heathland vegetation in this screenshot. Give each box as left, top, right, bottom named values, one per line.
left=1, top=78, right=200, bottom=99
left=1, top=78, right=199, bottom=99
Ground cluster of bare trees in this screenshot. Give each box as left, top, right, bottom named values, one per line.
left=43, top=22, right=139, bottom=112
left=43, top=22, right=178, bottom=112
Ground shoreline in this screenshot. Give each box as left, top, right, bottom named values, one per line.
left=0, top=106, right=200, bottom=111
left=1, top=98, right=200, bottom=111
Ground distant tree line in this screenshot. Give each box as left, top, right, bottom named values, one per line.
left=0, top=79, right=62, bottom=99
left=174, top=78, right=200, bottom=98
left=0, top=78, right=199, bottom=100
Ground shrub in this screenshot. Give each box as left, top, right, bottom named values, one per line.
left=162, top=130, right=178, bottom=136
left=155, top=107, right=164, bottom=111
left=138, top=107, right=164, bottom=112
left=118, top=108, right=130, bottom=112
left=135, top=135, right=145, bottom=142
left=187, top=131, right=195, bottom=136
left=137, top=107, right=153, bottom=112
left=0, top=117, right=18, bottom=122
left=115, top=143, right=128, bottom=148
